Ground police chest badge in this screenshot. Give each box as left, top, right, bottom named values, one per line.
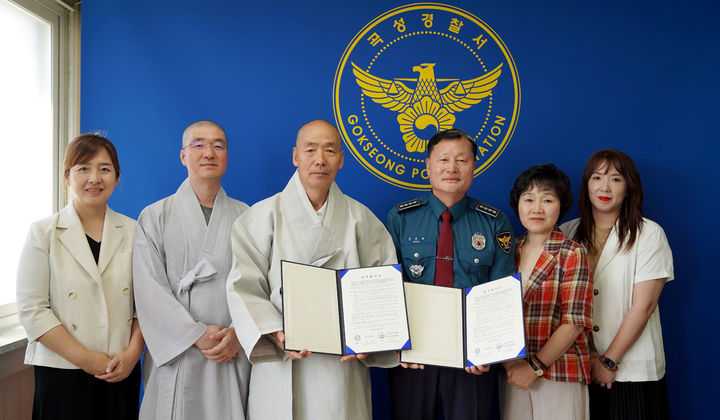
left=333, top=3, right=520, bottom=191
left=409, top=264, right=424, bottom=278
left=472, top=232, right=486, bottom=250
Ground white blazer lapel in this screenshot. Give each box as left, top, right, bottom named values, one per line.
left=98, top=207, right=126, bottom=275
left=594, top=225, right=620, bottom=276
left=57, top=204, right=102, bottom=284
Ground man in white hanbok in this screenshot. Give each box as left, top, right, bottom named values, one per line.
left=227, top=120, right=397, bottom=420
left=134, top=121, right=250, bottom=420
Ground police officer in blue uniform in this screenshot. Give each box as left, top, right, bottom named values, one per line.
left=385, top=129, right=515, bottom=420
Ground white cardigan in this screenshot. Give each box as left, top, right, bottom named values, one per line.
left=16, top=203, right=136, bottom=369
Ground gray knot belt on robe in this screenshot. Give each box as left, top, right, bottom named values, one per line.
left=177, top=258, right=217, bottom=306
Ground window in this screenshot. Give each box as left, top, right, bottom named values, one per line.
left=0, top=0, right=78, bottom=315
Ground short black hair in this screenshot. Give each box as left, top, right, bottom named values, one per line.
left=509, top=163, right=573, bottom=221
left=427, top=129, right=477, bottom=159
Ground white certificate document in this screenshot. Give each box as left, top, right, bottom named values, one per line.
left=465, top=274, right=526, bottom=367
left=339, top=265, right=410, bottom=354
left=281, top=261, right=409, bottom=355
left=282, top=262, right=342, bottom=354
left=401, top=282, right=464, bottom=368
left=400, top=274, right=526, bottom=368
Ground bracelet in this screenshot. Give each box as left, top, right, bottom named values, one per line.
left=533, top=355, right=549, bottom=370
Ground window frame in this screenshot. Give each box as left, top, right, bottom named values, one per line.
left=0, top=0, right=79, bottom=319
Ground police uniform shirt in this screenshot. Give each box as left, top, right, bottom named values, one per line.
left=385, top=193, right=515, bottom=289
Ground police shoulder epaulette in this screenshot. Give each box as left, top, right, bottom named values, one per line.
left=396, top=199, right=422, bottom=212
left=474, top=202, right=500, bottom=218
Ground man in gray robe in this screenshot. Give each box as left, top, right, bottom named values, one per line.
left=227, top=120, right=397, bottom=420
left=134, top=121, right=250, bottom=420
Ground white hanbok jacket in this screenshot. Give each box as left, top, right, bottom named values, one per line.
left=227, top=171, right=398, bottom=420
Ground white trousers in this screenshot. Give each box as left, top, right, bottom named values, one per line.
left=500, top=374, right=589, bottom=420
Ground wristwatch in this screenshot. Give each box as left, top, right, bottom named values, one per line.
left=600, top=355, right=620, bottom=372
left=527, top=357, right=543, bottom=377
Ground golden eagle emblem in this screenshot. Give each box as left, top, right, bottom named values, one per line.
left=351, top=62, right=502, bottom=153
left=496, top=232, right=512, bottom=254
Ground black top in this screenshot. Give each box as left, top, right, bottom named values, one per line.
left=86, top=235, right=101, bottom=264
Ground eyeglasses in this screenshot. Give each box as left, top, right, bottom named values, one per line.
left=184, top=140, right=227, bottom=152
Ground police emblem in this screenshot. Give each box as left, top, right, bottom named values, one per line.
left=409, top=263, right=424, bottom=278
left=496, top=231, right=512, bottom=254
left=333, top=3, right=520, bottom=190
left=471, top=232, right=486, bottom=250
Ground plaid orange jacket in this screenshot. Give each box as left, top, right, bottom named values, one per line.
left=516, top=227, right=593, bottom=384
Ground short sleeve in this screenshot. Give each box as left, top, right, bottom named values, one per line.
left=635, top=220, right=674, bottom=284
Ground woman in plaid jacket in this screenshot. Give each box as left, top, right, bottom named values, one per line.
left=502, top=164, right=593, bottom=420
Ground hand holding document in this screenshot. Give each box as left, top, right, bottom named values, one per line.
left=281, top=261, right=410, bottom=356
left=401, top=274, right=526, bottom=369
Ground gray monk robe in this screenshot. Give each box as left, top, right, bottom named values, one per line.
left=227, top=171, right=398, bottom=420
left=133, top=179, right=250, bottom=420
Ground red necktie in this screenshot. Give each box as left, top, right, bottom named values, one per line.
left=435, top=209, right=453, bottom=287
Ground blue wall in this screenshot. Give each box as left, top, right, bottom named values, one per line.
left=82, top=1, right=719, bottom=418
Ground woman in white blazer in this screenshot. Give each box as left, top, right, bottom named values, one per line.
left=561, top=149, right=673, bottom=420
left=16, top=134, right=144, bottom=420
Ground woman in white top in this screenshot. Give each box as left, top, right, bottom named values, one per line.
left=16, top=134, right=144, bottom=419
left=561, top=149, right=673, bottom=420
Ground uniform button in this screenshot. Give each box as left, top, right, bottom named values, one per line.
left=593, top=289, right=599, bottom=296
left=121, top=287, right=130, bottom=295
left=126, top=318, right=133, bottom=326
left=593, top=325, right=600, bottom=332
left=71, top=323, right=78, bottom=331
left=68, top=291, right=77, bottom=300
left=474, top=258, right=479, bottom=264
left=413, top=252, right=420, bottom=258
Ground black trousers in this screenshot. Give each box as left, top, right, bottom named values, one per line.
left=33, top=363, right=141, bottom=420
left=388, top=365, right=497, bottom=420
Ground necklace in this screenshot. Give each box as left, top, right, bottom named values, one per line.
left=595, top=227, right=612, bottom=251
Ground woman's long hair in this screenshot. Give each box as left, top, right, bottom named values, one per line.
left=574, top=149, right=644, bottom=254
